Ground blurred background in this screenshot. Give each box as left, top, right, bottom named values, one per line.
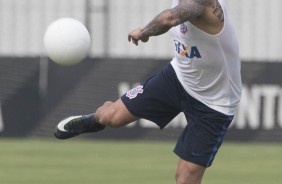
left=0, top=0, right=282, bottom=183
left=0, top=0, right=282, bottom=141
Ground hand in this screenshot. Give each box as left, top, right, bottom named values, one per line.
left=128, top=28, right=149, bottom=46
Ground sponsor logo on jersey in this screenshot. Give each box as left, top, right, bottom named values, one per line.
left=180, top=23, right=188, bottom=34
left=126, top=85, right=144, bottom=99
left=174, top=40, right=201, bottom=59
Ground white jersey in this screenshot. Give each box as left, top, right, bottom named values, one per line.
left=170, top=0, right=242, bottom=115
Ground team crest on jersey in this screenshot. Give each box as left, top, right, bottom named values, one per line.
left=126, top=85, right=144, bottom=99
left=180, top=23, right=188, bottom=34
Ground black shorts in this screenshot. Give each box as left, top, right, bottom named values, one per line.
left=121, top=64, right=233, bottom=167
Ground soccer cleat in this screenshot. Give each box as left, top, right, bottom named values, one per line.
left=54, top=114, right=105, bottom=139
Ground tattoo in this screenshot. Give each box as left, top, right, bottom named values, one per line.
left=141, top=12, right=172, bottom=39
left=141, top=0, right=207, bottom=38
left=206, top=0, right=224, bottom=22
left=172, top=0, right=207, bottom=23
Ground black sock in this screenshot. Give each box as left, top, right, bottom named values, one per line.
left=82, top=113, right=105, bottom=132
left=83, top=113, right=96, bottom=124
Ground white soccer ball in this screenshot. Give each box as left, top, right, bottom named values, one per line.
left=43, top=18, right=91, bottom=66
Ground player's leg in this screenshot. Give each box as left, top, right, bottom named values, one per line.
left=54, top=63, right=182, bottom=139
left=173, top=93, right=234, bottom=183
left=95, top=98, right=138, bottom=128
left=175, top=159, right=206, bottom=184
left=54, top=98, right=138, bottom=139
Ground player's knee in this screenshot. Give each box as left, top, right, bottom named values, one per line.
left=175, top=173, right=197, bottom=184
left=175, top=171, right=187, bottom=184
left=175, top=167, right=203, bottom=184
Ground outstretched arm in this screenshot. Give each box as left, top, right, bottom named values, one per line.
left=128, top=0, right=208, bottom=45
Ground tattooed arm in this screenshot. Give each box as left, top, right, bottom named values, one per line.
left=128, top=0, right=208, bottom=45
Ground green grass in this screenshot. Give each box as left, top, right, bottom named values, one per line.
left=0, top=139, right=281, bottom=184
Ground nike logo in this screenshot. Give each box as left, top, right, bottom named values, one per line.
left=191, top=152, right=210, bottom=157
left=57, top=116, right=81, bottom=132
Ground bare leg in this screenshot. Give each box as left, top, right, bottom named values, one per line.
left=95, top=98, right=138, bottom=128
left=175, top=159, right=206, bottom=184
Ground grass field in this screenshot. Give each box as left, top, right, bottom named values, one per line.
left=0, top=139, right=281, bottom=184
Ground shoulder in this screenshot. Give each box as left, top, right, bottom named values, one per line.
left=190, top=0, right=224, bottom=34
left=204, top=0, right=224, bottom=22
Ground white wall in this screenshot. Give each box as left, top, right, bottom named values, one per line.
left=0, top=0, right=87, bottom=56
left=226, top=0, right=282, bottom=62
left=0, top=0, right=281, bottom=61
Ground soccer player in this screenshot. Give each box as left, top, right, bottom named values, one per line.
left=54, top=0, right=242, bottom=183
